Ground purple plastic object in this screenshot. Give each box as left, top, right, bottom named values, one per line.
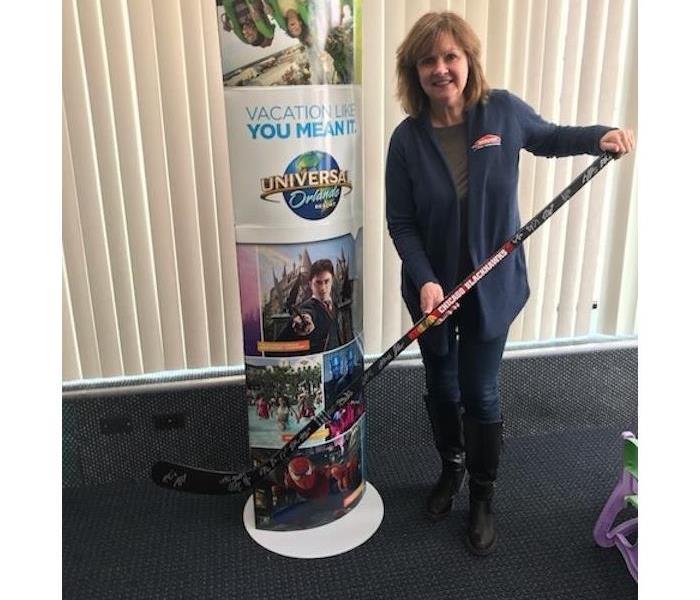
left=593, top=431, right=638, bottom=582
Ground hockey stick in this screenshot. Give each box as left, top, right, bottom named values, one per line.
left=151, top=152, right=616, bottom=495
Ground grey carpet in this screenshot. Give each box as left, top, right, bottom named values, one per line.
left=63, top=427, right=637, bottom=600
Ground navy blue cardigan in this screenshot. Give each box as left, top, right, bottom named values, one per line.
left=385, top=89, right=612, bottom=353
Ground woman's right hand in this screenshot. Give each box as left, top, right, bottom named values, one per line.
left=420, top=281, right=459, bottom=325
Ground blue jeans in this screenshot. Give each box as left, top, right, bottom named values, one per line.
left=420, top=313, right=507, bottom=425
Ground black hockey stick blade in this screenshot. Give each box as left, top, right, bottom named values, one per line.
left=151, top=152, right=616, bottom=496
left=151, top=462, right=244, bottom=495
left=152, top=382, right=361, bottom=495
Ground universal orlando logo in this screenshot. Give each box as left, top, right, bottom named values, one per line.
left=259, top=150, right=352, bottom=220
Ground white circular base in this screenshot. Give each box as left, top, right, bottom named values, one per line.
left=243, top=482, right=384, bottom=559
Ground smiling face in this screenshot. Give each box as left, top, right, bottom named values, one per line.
left=416, top=32, right=469, bottom=114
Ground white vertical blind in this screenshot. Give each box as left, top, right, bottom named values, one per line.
left=201, top=0, right=246, bottom=367
left=127, top=0, right=187, bottom=371
left=520, top=0, right=566, bottom=340
left=382, top=0, right=408, bottom=346
left=62, top=255, right=83, bottom=379
left=556, top=0, right=609, bottom=337
left=100, top=0, right=165, bottom=374
left=62, top=0, right=638, bottom=383
left=539, top=0, right=589, bottom=340
left=361, top=0, right=386, bottom=357
left=64, top=0, right=125, bottom=377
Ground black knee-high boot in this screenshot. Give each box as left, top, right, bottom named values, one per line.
left=464, top=416, right=503, bottom=555
left=424, top=396, right=466, bottom=520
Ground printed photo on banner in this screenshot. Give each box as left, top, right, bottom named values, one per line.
left=217, top=0, right=359, bottom=86
left=251, top=415, right=366, bottom=531
left=236, top=234, right=360, bottom=357
left=245, top=354, right=328, bottom=448
left=322, top=339, right=365, bottom=436
left=222, top=86, right=362, bottom=230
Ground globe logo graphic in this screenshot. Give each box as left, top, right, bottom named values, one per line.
left=283, top=151, right=344, bottom=220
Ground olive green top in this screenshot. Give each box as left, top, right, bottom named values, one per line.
left=434, top=122, right=470, bottom=276
left=433, top=122, right=469, bottom=202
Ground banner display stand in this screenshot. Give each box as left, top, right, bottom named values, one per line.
left=243, top=482, right=383, bottom=558
left=217, top=0, right=382, bottom=553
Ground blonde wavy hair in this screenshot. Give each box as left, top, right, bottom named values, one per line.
left=396, top=11, right=490, bottom=118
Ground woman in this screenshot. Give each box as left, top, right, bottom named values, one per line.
left=385, top=12, right=634, bottom=556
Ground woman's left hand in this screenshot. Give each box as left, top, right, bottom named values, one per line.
left=599, top=128, right=635, bottom=156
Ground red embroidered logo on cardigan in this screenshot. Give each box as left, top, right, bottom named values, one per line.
left=471, top=134, right=502, bottom=150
